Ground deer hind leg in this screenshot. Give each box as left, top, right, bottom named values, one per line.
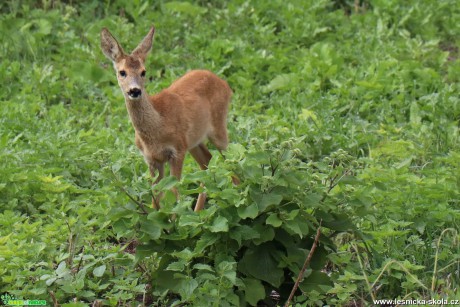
left=149, top=161, right=164, bottom=210
left=189, top=144, right=212, bottom=211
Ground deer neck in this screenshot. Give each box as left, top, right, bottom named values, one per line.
left=124, top=94, right=161, bottom=136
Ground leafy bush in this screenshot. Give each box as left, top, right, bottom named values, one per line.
left=107, top=141, right=361, bottom=305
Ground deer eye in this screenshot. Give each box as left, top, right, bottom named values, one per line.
left=141, top=70, right=146, bottom=77
left=119, top=70, right=126, bottom=77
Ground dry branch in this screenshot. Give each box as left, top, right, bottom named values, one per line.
left=284, top=223, right=322, bottom=307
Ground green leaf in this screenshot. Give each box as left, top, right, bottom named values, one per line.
left=194, top=232, right=220, bottom=252
left=237, top=203, right=259, bottom=219
left=45, top=277, right=57, bottom=286
left=112, top=218, right=133, bottom=237
left=283, top=218, right=309, bottom=238
left=319, top=212, right=355, bottom=231
left=395, top=157, right=413, bottom=169
left=140, top=219, right=162, bottom=239
left=152, top=264, right=184, bottom=294
left=179, top=214, right=204, bottom=227
left=229, top=225, right=260, bottom=246
left=109, top=207, right=133, bottom=221
left=36, top=19, right=52, bottom=35
left=92, top=264, right=106, bottom=277
left=152, top=176, right=178, bottom=192
left=172, top=248, right=194, bottom=261
left=166, top=260, right=186, bottom=272
left=304, top=193, right=322, bottom=206
left=262, top=73, right=297, bottom=92
left=238, top=243, right=284, bottom=287
left=250, top=190, right=283, bottom=212
left=61, top=282, right=78, bottom=294
left=266, top=213, right=283, bottom=227
left=243, top=278, right=266, bottom=306
left=147, top=211, right=173, bottom=229
left=217, top=261, right=237, bottom=284
left=177, top=278, right=198, bottom=299
left=252, top=224, right=275, bottom=245
left=136, top=241, right=165, bottom=258
left=55, top=261, right=67, bottom=275
left=193, top=263, right=214, bottom=272
left=299, top=270, right=333, bottom=293
left=209, top=216, right=229, bottom=233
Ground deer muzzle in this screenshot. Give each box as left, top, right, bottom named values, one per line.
left=127, top=88, right=142, bottom=99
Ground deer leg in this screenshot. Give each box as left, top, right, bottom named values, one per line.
left=169, top=152, right=185, bottom=202
left=189, top=144, right=213, bottom=211
left=190, top=144, right=212, bottom=169
left=149, top=162, right=164, bottom=209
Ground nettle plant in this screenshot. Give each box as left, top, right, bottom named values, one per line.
left=108, top=137, right=360, bottom=305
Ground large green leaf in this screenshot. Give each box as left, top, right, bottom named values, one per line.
left=299, top=270, right=333, bottom=293
left=92, top=265, right=106, bottom=277
left=209, top=216, right=229, bottom=233
left=262, top=73, right=298, bottom=92
left=229, top=225, right=261, bottom=246
left=250, top=190, right=283, bottom=212
left=266, top=213, right=283, bottom=227
left=243, top=278, right=266, bottom=306
left=238, top=243, right=284, bottom=287
left=237, top=203, right=259, bottom=219
left=139, top=219, right=162, bottom=240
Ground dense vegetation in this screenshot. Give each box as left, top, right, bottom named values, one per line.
left=1, top=0, right=459, bottom=305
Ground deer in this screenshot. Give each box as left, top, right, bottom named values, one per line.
left=100, top=26, right=234, bottom=212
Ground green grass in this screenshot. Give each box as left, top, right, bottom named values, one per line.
left=0, top=0, right=459, bottom=306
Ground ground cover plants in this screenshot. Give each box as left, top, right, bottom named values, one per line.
left=0, top=0, right=459, bottom=305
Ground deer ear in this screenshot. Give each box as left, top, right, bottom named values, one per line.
left=100, top=28, right=125, bottom=62
left=132, top=26, right=155, bottom=62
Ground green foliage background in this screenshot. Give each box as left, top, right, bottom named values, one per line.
left=0, top=0, right=459, bottom=305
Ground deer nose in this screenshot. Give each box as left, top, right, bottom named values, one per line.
left=128, top=88, right=142, bottom=98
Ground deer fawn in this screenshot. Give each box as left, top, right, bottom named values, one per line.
left=100, top=26, right=233, bottom=211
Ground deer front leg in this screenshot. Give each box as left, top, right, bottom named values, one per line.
left=149, top=161, right=164, bottom=209
left=169, top=152, right=185, bottom=202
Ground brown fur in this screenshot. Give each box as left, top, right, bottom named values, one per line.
left=100, top=26, right=232, bottom=211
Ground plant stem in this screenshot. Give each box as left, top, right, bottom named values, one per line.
left=431, top=228, right=458, bottom=292
left=353, top=243, right=375, bottom=302
left=284, top=223, right=322, bottom=307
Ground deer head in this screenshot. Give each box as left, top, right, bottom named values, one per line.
left=100, top=27, right=155, bottom=101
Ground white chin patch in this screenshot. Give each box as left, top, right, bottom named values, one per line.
left=128, top=94, right=141, bottom=100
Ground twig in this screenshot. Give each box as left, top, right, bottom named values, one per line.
left=352, top=243, right=375, bottom=302
left=65, top=221, right=74, bottom=267
left=143, top=284, right=152, bottom=306
left=49, top=291, right=59, bottom=307
left=91, top=301, right=102, bottom=307
left=284, top=223, right=322, bottom=307
left=431, top=228, right=457, bottom=292
left=75, top=246, right=85, bottom=274
left=118, top=183, right=148, bottom=214
left=320, top=169, right=352, bottom=202
left=111, top=169, right=148, bottom=214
